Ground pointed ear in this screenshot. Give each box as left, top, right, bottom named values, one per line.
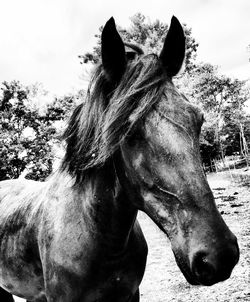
left=101, top=17, right=126, bottom=84
left=159, top=16, right=186, bottom=77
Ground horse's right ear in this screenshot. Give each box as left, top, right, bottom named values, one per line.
left=101, top=17, right=126, bottom=84
left=160, top=16, right=186, bottom=77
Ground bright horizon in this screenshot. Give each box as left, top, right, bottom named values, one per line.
left=0, top=0, right=249, bottom=98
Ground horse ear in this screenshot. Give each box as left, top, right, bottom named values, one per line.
left=159, top=16, right=186, bottom=77
left=101, top=17, right=126, bottom=84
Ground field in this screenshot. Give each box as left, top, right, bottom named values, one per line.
left=139, top=170, right=250, bottom=302
left=14, top=170, right=250, bottom=302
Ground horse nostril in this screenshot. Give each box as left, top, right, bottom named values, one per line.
left=192, top=252, right=216, bottom=286
left=191, top=242, right=239, bottom=286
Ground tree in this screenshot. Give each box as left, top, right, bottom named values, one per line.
left=45, top=90, right=84, bottom=123
left=177, top=63, right=250, bottom=166
left=0, top=81, right=54, bottom=180
left=0, top=81, right=81, bottom=181
left=80, top=13, right=198, bottom=72
left=221, top=82, right=250, bottom=164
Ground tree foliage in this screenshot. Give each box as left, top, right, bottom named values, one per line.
left=0, top=81, right=52, bottom=180
left=178, top=63, right=250, bottom=166
left=0, top=81, right=79, bottom=181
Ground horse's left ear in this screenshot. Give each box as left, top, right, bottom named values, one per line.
left=160, top=16, right=186, bottom=77
left=101, top=17, right=126, bottom=84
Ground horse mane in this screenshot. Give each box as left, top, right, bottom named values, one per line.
left=61, top=50, right=168, bottom=180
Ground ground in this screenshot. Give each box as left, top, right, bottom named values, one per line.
left=14, top=170, right=250, bottom=302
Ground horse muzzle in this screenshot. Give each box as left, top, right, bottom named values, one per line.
left=190, top=235, right=239, bottom=286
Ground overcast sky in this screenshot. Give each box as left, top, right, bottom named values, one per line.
left=0, top=0, right=249, bottom=96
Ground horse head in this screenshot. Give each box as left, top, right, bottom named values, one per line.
left=100, top=16, right=239, bottom=286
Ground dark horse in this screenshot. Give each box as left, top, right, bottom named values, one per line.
left=0, top=17, right=239, bottom=302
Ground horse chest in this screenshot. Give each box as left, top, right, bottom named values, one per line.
left=82, top=245, right=146, bottom=302
left=83, top=233, right=147, bottom=301
left=44, top=224, right=147, bottom=302
left=84, top=274, right=136, bottom=302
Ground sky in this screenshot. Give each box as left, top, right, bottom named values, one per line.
left=0, top=0, right=249, bottom=97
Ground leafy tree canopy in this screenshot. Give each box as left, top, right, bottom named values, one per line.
left=178, top=63, right=250, bottom=165
left=0, top=81, right=80, bottom=181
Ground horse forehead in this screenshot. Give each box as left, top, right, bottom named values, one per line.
left=156, top=88, right=202, bottom=123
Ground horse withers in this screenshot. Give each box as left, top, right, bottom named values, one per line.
left=0, top=16, right=239, bottom=301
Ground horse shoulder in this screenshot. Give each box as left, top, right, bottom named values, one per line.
left=0, top=179, right=46, bottom=300
left=38, top=185, right=96, bottom=269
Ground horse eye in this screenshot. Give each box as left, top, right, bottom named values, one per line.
left=126, top=51, right=137, bottom=60
left=197, top=114, right=205, bottom=135
left=127, top=130, right=143, bottom=147
left=200, top=114, right=205, bottom=126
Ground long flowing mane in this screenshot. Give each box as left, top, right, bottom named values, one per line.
left=61, top=52, right=169, bottom=180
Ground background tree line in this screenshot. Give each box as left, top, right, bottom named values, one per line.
left=0, top=13, right=249, bottom=181
left=0, top=81, right=83, bottom=180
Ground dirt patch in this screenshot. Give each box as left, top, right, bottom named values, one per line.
left=138, top=171, right=250, bottom=302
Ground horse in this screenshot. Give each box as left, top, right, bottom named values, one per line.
left=0, top=16, right=239, bottom=302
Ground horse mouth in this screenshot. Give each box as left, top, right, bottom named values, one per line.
left=178, top=265, right=200, bottom=285
left=173, top=251, right=200, bottom=286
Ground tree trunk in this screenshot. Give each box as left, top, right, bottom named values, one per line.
left=239, top=123, right=249, bottom=167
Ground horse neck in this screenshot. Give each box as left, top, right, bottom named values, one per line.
left=80, top=159, right=138, bottom=254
